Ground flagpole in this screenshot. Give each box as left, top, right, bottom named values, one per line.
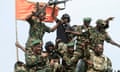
left=15, top=21, right=19, bottom=61
left=15, top=0, right=19, bottom=61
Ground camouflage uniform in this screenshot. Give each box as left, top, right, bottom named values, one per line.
left=87, top=50, right=112, bottom=72
left=25, top=40, right=49, bottom=72
left=26, top=53, right=49, bottom=72
left=75, top=17, right=93, bottom=46
left=74, top=25, right=93, bottom=58
left=88, top=27, right=111, bottom=49
left=26, top=17, right=51, bottom=49
left=71, top=18, right=93, bottom=61
left=62, top=42, right=79, bottom=72
left=76, top=25, right=93, bottom=43
left=87, top=19, right=114, bottom=49
left=25, top=18, right=51, bottom=67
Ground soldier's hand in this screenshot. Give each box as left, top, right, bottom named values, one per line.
left=56, top=19, right=63, bottom=25
left=107, top=17, right=114, bottom=21
left=15, top=41, right=21, bottom=48
left=60, top=19, right=64, bottom=24
left=86, top=60, right=93, bottom=66
left=15, top=41, right=25, bottom=52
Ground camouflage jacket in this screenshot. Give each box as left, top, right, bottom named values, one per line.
left=63, top=52, right=77, bottom=72
left=87, top=50, right=112, bottom=72
left=26, top=17, right=50, bottom=48
left=76, top=25, right=93, bottom=43
left=88, top=27, right=111, bottom=49
left=74, top=25, right=93, bottom=55
left=25, top=53, right=49, bottom=72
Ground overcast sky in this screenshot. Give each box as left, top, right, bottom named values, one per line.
left=0, top=0, right=120, bottom=72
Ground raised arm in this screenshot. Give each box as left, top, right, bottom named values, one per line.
left=105, top=33, right=120, bottom=48
left=104, top=17, right=114, bottom=29
left=15, top=41, right=26, bottom=52
left=109, top=40, right=120, bottom=48
left=50, top=17, right=62, bottom=32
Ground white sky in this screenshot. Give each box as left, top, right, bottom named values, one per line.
left=0, top=0, right=120, bottom=72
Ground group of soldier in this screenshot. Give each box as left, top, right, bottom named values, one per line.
left=14, top=3, right=120, bottom=72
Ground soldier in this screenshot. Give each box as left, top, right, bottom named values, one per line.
left=76, top=43, right=112, bottom=72
left=67, top=17, right=93, bottom=52
left=88, top=17, right=120, bottom=49
left=16, top=40, right=48, bottom=72
left=62, top=42, right=79, bottom=72
left=25, top=39, right=49, bottom=72
left=75, top=17, right=93, bottom=45
left=87, top=43, right=112, bottom=72
left=44, top=41, right=64, bottom=65
left=55, top=13, right=79, bottom=58
left=25, top=3, right=61, bottom=50
left=45, top=41, right=62, bottom=57
left=72, top=18, right=93, bottom=72
left=56, top=13, right=72, bottom=43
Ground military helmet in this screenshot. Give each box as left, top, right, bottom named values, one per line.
left=67, top=42, right=74, bottom=48
left=61, top=13, right=71, bottom=22
left=83, top=17, right=92, bottom=23
left=45, top=41, right=54, bottom=50
left=31, top=39, right=42, bottom=46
